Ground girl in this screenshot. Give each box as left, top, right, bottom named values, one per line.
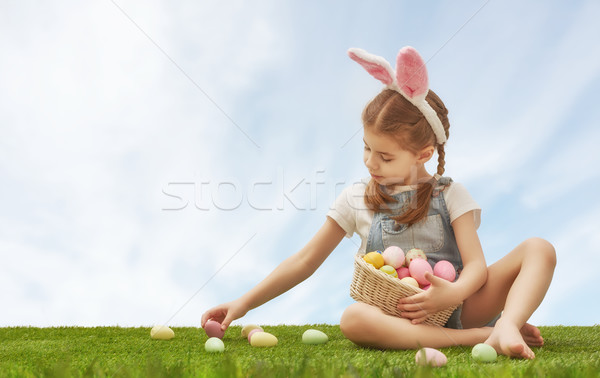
left=201, top=46, right=556, bottom=359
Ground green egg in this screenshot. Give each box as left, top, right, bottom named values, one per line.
left=205, top=337, right=225, bottom=353
left=472, top=343, right=497, bottom=362
left=302, top=329, right=328, bottom=345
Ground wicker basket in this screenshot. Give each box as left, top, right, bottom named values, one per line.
left=350, top=254, right=459, bottom=326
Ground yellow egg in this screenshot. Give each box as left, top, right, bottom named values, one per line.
left=380, top=265, right=398, bottom=277
left=400, top=277, right=420, bottom=288
left=250, top=332, right=278, bottom=347
left=364, top=252, right=384, bottom=269
left=150, top=325, right=174, bottom=340
left=241, top=324, right=262, bottom=338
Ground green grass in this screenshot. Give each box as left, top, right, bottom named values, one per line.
left=0, top=325, right=599, bottom=377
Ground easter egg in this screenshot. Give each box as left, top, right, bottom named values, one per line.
left=250, top=331, right=278, bottom=347
left=396, top=266, right=410, bottom=279
left=364, top=251, right=384, bottom=269
left=409, top=258, right=433, bottom=285
left=400, top=276, right=419, bottom=288
left=421, top=284, right=431, bottom=290
left=247, top=328, right=263, bottom=343
left=405, top=248, right=427, bottom=266
left=382, top=246, right=405, bottom=268
left=204, top=319, right=225, bottom=339
left=433, top=260, right=456, bottom=281
left=205, top=337, right=225, bottom=352
left=415, top=347, right=447, bottom=367
left=302, top=329, right=328, bottom=345
left=472, top=343, right=497, bottom=362
left=380, top=265, right=398, bottom=277
left=241, top=324, right=262, bottom=338
left=150, top=325, right=174, bottom=340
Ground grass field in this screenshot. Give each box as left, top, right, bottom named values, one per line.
left=1, top=325, right=599, bottom=377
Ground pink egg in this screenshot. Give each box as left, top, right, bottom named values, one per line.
left=396, top=266, right=410, bottom=279
left=204, top=319, right=225, bottom=339
left=433, top=260, right=456, bottom=281
left=382, top=246, right=405, bottom=269
left=421, top=284, right=431, bottom=290
left=247, top=328, right=264, bottom=343
left=408, top=258, right=433, bottom=286
left=415, top=347, right=447, bottom=367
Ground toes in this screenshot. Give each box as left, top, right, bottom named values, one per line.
left=508, top=342, right=524, bottom=356
left=508, top=343, right=535, bottom=359
left=523, top=335, right=544, bottom=346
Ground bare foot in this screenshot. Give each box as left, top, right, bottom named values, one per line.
left=485, top=319, right=535, bottom=359
left=520, top=323, right=544, bottom=346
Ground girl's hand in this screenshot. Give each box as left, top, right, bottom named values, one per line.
left=397, top=272, right=461, bottom=324
left=201, top=299, right=248, bottom=331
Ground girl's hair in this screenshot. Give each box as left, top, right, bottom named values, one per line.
left=363, top=89, right=450, bottom=226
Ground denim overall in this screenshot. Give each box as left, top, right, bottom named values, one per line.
left=365, top=176, right=464, bottom=329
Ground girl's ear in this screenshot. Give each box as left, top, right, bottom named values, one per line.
left=348, top=48, right=395, bottom=86
left=417, top=146, right=435, bottom=163
left=395, top=46, right=429, bottom=101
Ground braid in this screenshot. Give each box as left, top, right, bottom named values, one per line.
left=436, top=144, right=446, bottom=177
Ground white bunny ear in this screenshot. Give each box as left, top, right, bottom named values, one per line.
left=348, top=48, right=395, bottom=86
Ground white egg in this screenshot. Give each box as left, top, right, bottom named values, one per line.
left=205, top=337, right=225, bottom=353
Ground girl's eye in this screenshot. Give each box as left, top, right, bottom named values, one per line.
left=364, top=145, right=371, bottom=151
left=381, top=156, right=392, bottom=162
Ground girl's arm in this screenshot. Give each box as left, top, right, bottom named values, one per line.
left=201, top=217, right=347, bottom=330
left=450, top=210, right=488, bottom=300
left=397, top=210, right=487, bottom=323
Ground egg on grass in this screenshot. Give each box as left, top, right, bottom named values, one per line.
left=250, top=332, right=278, bottom=347
left=302, top=329, right=328, bottom=345
left=205, top=337, right=225, bottom=353
left=241, top=324, right=262, bottom=338
left=415, top=347, right=447, bottom=367
left=150, top=325, right=174, bottom=340
left=472, top=343, right=498, bottom=362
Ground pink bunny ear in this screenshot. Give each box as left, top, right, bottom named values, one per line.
left=395, top=46, right=429, bottom=100
left=348, top=48, right=395, bottom=86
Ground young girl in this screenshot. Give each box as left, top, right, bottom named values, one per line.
left=201, top=46, right=556, bottom=359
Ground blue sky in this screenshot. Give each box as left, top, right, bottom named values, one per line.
left=1, top=1, right=599, bottom=327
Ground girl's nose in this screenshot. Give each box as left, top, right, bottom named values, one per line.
left=365, top=154, right=377, bottom=170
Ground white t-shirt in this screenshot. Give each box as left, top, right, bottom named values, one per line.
left=326, top=178, right=482, bottom=254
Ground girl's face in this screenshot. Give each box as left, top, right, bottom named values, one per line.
left=363, top=127, right=434, bottom=187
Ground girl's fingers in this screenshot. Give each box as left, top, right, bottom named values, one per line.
left=201, top=307, right=226, bottom=327
left=398, top=293, right=425, bottom=304
left=397, top=302, right=425, bottom=312
left=411, top=314, right=429, bottom=324
left=400, top=309, right=428, bottom=320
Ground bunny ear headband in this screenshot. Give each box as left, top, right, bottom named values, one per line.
left=348, top=46, right=447, bottom=145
